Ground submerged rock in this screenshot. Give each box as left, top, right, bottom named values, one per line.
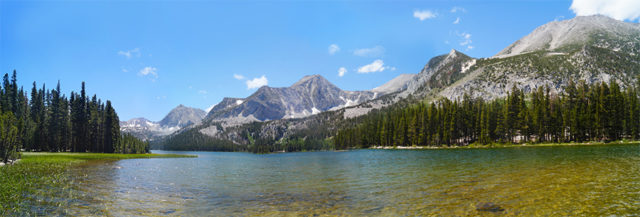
left=160, top=209, right=176, bottom=215
left=476, top=202, right=505, bottom=212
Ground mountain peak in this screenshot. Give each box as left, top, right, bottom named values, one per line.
left=170, top=104, right=191, bottom=111
left=449, top=49, right=458, bottom=56
left=159, top=105, right=207, bottom=128
left=292, top=74, right=329, bottom=87
left=496, top=15, right=640, bottom=57
left=205, top=73, right=376, bottom=122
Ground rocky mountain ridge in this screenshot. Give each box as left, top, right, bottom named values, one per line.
left=496, top=15, right=640, bottom=57
left=204, top=74, right=378, bottom=122
left=120, top=105, right=206, bottom=140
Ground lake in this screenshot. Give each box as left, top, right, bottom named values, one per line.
left=51, top=144, right=640, bottom=216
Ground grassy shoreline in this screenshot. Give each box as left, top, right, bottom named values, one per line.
left=370, top=140, right=640, bottom=150
left=0, top=152, right=195, bottom=215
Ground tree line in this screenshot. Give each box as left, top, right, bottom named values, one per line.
left=334, top=79, right=640, bottom=148
left=0, top=70, right=148, bottom=163
left=153, top=127, right=245, bottom=152
left=156, top=116, right=335, bottom=153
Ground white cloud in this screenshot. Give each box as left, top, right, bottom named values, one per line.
left=457, top=32, right=473, bottom=48
left=570, top=0, right=640, bottom=21
left=357, top=59, right=387, bottom=74
left=328, top=44, right=340, bottom=55
left=198, top=90, right=208, bottom=95
left=122, top=68, right=128, bottom=72
left=459, top=33, right=472, bottom=46
left=233, top=74, right=245, bottom=80
left=246, top=75, right=268, bottom=89
left=450, top=7, right=466, bottom=13
left=453, top=32, right=474, bottom=51
left=453, top=17, right=460, bottom=24
left=353, top=46, right=385, bottom=57
left=338, top=67, right=347, bottom=77
left=118, top=48, right=140, bottom=59
left=413, top=10, right=437, bottom=21
left=139, top=67, right=158, bottom=81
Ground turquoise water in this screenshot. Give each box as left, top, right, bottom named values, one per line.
left=61, top=144, right=640, bottom=216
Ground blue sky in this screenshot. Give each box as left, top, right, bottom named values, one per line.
left=0, top=0, right=629, bottom=121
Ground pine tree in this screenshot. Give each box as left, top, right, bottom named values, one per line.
left=2, top=73, right=12, bottom=113
left=0, top=112, right=20, bottom=163
left=479, top=105, right=491, bottom=144
left=104, top=100, right=119, bottom=153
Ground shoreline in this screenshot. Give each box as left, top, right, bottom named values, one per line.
left=153, top=141, right=640, bottom=153
left=369, top=141, right=640, bottom=150
left=1, top=152, right=196, bottom=215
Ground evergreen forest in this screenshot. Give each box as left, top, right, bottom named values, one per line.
left=335, top=80, right=640, bottom=148
left=0, top=71, right=148, bottom=163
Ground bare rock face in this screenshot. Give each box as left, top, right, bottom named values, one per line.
left=207, top=98, right=245, bottom=114
left=439, top=15, right=640, bottom=101
left=205, top=74, right=376, bottom=122
left=372, top=74, right=417, bottom=94
left=496, top=15, right=640, bottom=57
left=159, top=104, right=207, bottom=128
left=402, top=49, right=475, bottom=97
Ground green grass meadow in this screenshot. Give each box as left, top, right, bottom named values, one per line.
left=0, top=152, right=195, bottom=215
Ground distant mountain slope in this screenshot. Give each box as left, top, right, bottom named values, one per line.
left=372, top=74, right=417, bottom=94
left=341, top=49, right=475, bottom=119
left=496, top=15, right=640, bottom=57
left=159, top=104, right=207, bottom=128
left=205, top=74, right=376, bottom=122
left=402, top=49, right=475, bottom=96
left=439, top=15, right=640, bottom=100
left=157, top=49, right=478, bottom=149
left=121, top=105, right=206, bottom=140
left=208, top=97, right=245, bottom=114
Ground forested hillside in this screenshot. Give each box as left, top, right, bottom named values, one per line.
left=335, top=79, right=640, bottom=148
left=0, top=71, right=148, bottom=163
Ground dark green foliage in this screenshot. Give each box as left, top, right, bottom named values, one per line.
left=154, top=127, right=245, bottom=152
left=0, top=70, right=147, bottom=163
left=117, top=133, right=149, bottom=154
left=335, top=80, right=640, bottom=148
left=0, top=112, right=20, bottom=163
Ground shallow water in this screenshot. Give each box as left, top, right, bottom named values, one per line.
left=54, top=144, right=640, bottom=216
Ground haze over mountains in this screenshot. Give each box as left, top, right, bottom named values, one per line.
left=123, top=15, right=640, bottom=148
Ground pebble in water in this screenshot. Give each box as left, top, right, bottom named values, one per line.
left=476, top=203, right=505, bottom=212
